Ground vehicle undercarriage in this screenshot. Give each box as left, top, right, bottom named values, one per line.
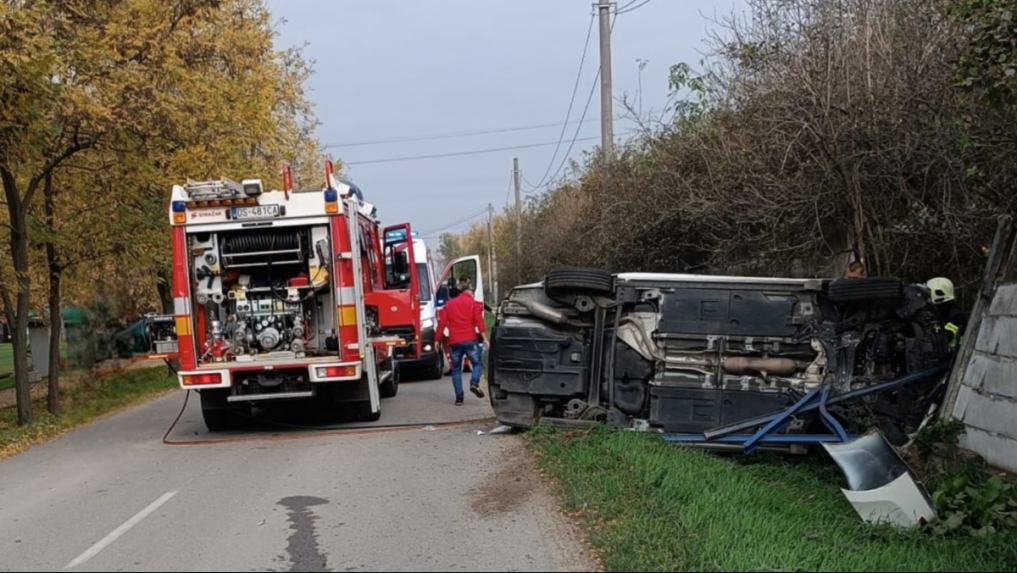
left=488, top=268, right=954, bottom=455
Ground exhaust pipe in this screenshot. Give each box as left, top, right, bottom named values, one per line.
left=522, top=300, right=570, bottom=325
left=722, top=357, right=799, bottom=376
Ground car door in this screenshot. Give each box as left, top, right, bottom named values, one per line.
left=435, top=255, right=484, bottom=372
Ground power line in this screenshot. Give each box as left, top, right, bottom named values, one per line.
left=617, top=0, right=653, bottom=14
left=417, top=207, right=489, bottom=237
left=322, top=118, right=600, bottom=149
left=526, top=13, right=597, bottom=192
left=343, top=136, right=601, bottom=166
left=529, top=13, right=618, bottom=192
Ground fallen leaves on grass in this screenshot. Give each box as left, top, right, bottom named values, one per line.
left=0, top=367, right=176, bottom=461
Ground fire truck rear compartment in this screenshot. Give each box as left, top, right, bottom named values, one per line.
left=188, top=224, right=340, bottom=362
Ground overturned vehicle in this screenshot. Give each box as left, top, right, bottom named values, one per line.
left=488, top=268, right=955, bottom=454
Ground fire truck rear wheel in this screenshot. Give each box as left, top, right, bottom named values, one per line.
left=357, top=401, right=382, bottom=422
left=199, top=389, right=249, bottom=432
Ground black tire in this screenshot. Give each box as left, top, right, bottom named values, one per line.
left=380, top=374, right=399, bottom=398
left=201, top=406, right=229, bottom=432
left=545, top=267, right=614, bottom=297
left=423, top=351, right=444, bottom=380
left=827, top=277, right=902, bottom=303
left=357, top=401, right=382, bottom=422
left=200, top=389, right=229, bottom=432
left=200, top=389, right=250, bottom=432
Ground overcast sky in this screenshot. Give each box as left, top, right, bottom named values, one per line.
left=266, top=0, right=745, bottom=248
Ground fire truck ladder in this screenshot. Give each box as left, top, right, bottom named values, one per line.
left=344, top=196, right=399, bottom=393
left=184, top=178, right=246, bottom=201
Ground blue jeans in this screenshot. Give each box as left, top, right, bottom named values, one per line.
left=449, top=341, right=483, bottom=401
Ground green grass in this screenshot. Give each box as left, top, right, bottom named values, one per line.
left=0, top=366, right=176, bottom=460
left=0, top=344, right=12, bottom=390
left=0, top=342, right=72, bottom=391
left=528, top=426, right=1017, bottom=572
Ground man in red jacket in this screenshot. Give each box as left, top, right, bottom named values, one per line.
left=436, top=277, right=489, bottom=405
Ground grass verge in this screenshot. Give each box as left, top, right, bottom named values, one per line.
left=0, top=366, right=176, bottom=461
left=0, top=341, right=75, bottom=391
left=0, top=343, right=13, bottom=390
left=528, top=425, right=1017, bottom=572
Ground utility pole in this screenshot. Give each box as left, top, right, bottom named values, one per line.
left=598, top=0, right=614, bottom=238
left=513, top=157, right=522, bottom=286
left=487, top=202, right=499, bottom=305
left=598, top=0, right=614, bottom=162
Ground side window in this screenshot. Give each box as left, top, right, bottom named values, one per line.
left=417, top=263, right=432, bottom=302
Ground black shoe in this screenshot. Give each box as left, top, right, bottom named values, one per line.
left=470, top=385, right=485, bottom=398
left=455, top=399, right=464, bottom=406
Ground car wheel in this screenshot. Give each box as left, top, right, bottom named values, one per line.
left=827, top=277, right=902, bottom=303
left=424, top=351, right=444, bottom=380
left=545, top=266, right=614, bottom=298
left=380, top=374, right=398, bottom=398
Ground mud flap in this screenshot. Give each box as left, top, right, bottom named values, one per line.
left=822, top=431, right=938, bottom=528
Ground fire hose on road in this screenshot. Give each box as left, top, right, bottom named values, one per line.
left=161, top=390, right=498, bottom=447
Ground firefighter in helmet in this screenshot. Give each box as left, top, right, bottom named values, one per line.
left=927, top=277, right=967, bottom=349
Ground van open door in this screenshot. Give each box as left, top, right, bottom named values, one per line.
left=434, top=255, right=484, bottom=374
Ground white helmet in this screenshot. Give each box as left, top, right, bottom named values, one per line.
left=927, top=277, right=954, bottom=304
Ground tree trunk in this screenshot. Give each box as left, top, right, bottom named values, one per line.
left=10, top=297, right=31, bottom=425
left=12, top=217, right=33, bottom=425
left=45, top=173, right=61, bottom=416
left=47, top=269, right=61, bottom=416
left=1, top=168, right=34, bottom=425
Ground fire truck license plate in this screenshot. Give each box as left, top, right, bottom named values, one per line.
left=233, top=205, right=280, bottom=220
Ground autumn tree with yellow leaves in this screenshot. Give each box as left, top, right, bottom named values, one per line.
left=0, top=0, right=323, bottom=424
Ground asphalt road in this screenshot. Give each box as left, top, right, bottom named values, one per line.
left=0, top=374, right=595, bottom=572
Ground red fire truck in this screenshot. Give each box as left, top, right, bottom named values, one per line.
left=159, top=162, right=419, bottom=431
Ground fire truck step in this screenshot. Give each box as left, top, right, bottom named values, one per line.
left=227, top=391, right=315, bottom=402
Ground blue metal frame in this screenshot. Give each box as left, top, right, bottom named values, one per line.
left=662, top=433, right=850, bottom=445
left=661, top=364, right=949, bottom=454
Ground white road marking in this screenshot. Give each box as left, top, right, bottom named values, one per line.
left=64, top=490, right=178, bottom=569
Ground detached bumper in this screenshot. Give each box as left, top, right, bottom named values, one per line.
left=822, top=431, right=938, bottom=528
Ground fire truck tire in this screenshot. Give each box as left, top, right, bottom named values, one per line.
left=357, top=401, right=382, bottom=422
left=199, top=389, right=248, bottom=432
left=201, top=408, right=229, bottom=433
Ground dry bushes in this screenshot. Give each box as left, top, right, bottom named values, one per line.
left=480, top=0, right=1017, bottom=306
